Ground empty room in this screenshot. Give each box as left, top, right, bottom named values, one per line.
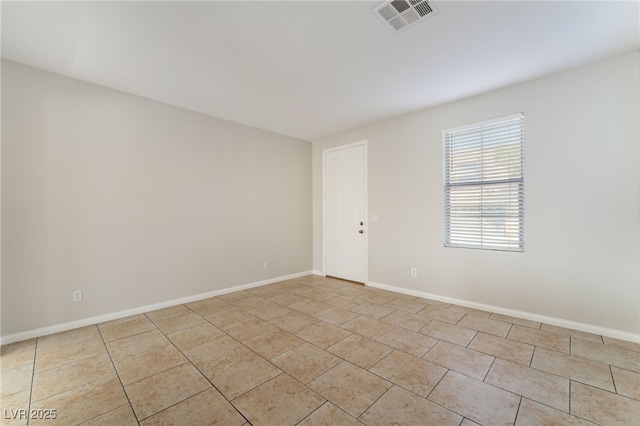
left=1, top=1, right=639, bottom=425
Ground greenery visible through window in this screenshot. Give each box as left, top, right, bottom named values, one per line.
left=443, top=113, right=524, bottom=251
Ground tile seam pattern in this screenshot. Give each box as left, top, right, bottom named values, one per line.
left=2, top=275, right=638, bottom=425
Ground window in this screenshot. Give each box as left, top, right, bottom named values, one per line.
left=443, top=113, right=524, bottom=251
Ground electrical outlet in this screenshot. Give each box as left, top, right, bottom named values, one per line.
left=72, top=290, right=82, bottom=302
left=410, top=268, right=417, bottom=277
left=264, top=261, right=269, bottom=268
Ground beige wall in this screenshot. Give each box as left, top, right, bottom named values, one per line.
left=1, top=60, right=312, bottom=336
left=313, top=52, right=640, bottom=335
left=3, top=51, right=639, bottom=339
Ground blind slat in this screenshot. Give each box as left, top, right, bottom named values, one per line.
left=443, top=113, right=524, bottom=252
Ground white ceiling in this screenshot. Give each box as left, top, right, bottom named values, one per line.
left=2, top=1, right=638, bottom=141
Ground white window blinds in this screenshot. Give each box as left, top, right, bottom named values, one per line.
left=443, top=113, right=524, bottom=252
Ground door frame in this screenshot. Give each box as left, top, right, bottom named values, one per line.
left=322, top=140, right=368, bottom=284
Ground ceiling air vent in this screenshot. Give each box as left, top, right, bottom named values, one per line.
left=373, top=0, right=438, bottom=33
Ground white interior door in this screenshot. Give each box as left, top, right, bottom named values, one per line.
left=324, top=143, right=366, bottom=283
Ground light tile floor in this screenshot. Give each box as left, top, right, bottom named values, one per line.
left=1, top=275, right=639, bottom=425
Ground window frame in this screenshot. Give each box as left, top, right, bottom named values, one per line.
left=442, top=112, right=525, bottom=252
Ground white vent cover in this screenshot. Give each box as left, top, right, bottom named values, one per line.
left=373, top=0, right=438, bottom=33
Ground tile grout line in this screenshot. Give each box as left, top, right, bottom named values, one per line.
left=422, top=369, right=471, bottom=424
left=24, top=329, right=134, bottom=418
left=423, top=363, right=450, bottom=402
left=568, top=379, right=572, bottom=419
left=505, top=322, right=514, bottom=342
left=512, top=396, right=524, bottom=425
left=142, top=309, right=253, bottom=424
left=109, top=312, right=230, bottom=419
left=608, top=364, right=618, bottom=395
left=293, top=401, right=326, bottom=425
left=569, top=334, right=572, bottom=356
left=360, top=349, right=463, bottom=417
left=145, top=387, right=244, bottom=425
left=355, top=384, right=395, bottom=422
left=519, top=396, right=587, bottom=421
left=26, top=337, right=39, bottom=426
left=482, top=356, right=498, bottom=382
left=96, top=323, right=141, bottom=426
left=527, top=348, right=618, bottom=393
left=529, top=345, right=536, bottom=368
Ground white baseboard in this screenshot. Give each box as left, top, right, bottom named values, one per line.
left=0, top=270, right=313, bottom=346
left=366, top=281, right=640, bottom=344
left=311, top=270, right=325, bottom=276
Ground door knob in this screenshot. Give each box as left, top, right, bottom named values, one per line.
left=359, top=230, right=364, bottom=234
